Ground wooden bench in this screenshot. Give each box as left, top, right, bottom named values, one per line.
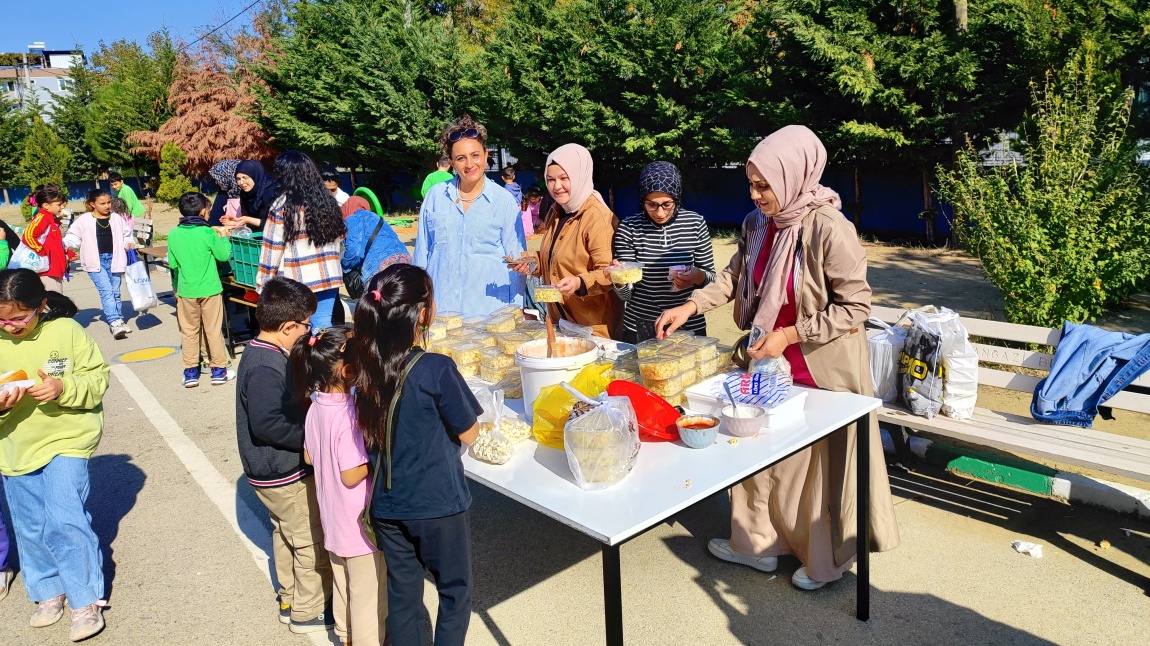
left=869, top=305, right=1150, bottom=485
left=133, top=218, right=155, bottom=249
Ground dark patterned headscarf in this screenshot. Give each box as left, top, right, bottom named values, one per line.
left=638, top=161, right=682, bottom=205
left=209, top=159, right=241, bottom=198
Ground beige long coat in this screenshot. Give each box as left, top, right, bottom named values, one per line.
left=689, top=204, right=900, bottom=580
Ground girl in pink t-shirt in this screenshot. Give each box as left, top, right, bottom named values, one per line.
left=292, top=325, right=387, bottom=645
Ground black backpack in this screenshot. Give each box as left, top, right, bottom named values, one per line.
left=344, top=217, right=386, bottom=300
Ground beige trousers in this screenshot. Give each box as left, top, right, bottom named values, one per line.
left=176, top=295, right=227, bottom=369
left=254, top=478, right=333, bottom=621
left=330, top=551, right=388, bottom=644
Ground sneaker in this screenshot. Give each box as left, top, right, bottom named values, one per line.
left=69, top=602, right=105, bottom=642
left=210, top=367, right=236, bottom=386
left=0, top=568, right=13, bottom=603
left=199, top=360, right=209, bottom=375
left=277, top=596, right=291, bottom=625
left=707, top=538, right=778, bottom=573
left=791, top=566, right=827, bottom=591
left=183, top=367, right=201, bottom=388
left=110, top=322, right=128, bottom=340
left=30, top=594, right=65, bottom=628
left=289, top=608, right=334, bottom=634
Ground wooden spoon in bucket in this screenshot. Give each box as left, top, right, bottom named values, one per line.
left=546, top=314, right=556, bottom=358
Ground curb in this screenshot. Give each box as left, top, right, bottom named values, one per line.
left=880, top=429, right=1150, bottom=519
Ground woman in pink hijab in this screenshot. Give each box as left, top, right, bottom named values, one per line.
left=512, top=143, right=621, bottom=338
left=656, top=125, right=900, bottom=591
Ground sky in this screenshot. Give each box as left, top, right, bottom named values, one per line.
left=0, top=0, right=255, bottom=56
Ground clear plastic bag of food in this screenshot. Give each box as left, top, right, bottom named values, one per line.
left=471, top=389, right=515, bottom=464
left=561, top=384, right=641, bottom=491
left=747, top=326, right=793, bottom=378
left=558, top=318, right=594, bottom=339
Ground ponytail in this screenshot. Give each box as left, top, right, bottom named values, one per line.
left=289, top=324, right=352, bottom=414
left=0, top=269, right=77, bottom=322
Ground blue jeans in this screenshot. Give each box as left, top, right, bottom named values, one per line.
left=0, top=480, right=8, bottom=569
left=88, top=253, right=124, bottom=326
left=3, top=456, right=104, bottom=606
left=312, top=288, right=340, bottom=330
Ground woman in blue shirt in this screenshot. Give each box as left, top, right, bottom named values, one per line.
left=413, top=115, right=526, bottom=317
left=341, top=196, right=412, bottom=285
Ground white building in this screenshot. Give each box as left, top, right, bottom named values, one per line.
left=0, top=48, right=84, bottom=120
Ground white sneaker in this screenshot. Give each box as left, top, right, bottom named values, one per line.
left=110, top=322, right=129, bottom=340
left=791, top=566, right=827, bottom=590
left=707, top=538, right=778, bottom=572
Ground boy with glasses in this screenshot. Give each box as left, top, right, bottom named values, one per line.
left=236, top=276, right=334, bottom=634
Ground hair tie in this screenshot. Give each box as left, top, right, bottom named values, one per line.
left=371, top=289, right=382, bottom=302
left=308, top=335, right=317, bottom=346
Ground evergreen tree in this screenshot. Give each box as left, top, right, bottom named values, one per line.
left=84, top=31, right=179, bottom=174
left=155, top=141, right=196, bottom=205
left=52, top=51, right=105, bottom=181
left=254, top=0, right=473, bottom=174
left=0, top=95, right=31, bottom=193
left=19, top=115, right=73, bottom=220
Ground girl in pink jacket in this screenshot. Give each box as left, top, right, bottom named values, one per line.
left=63, top=189, right=136, bottom=339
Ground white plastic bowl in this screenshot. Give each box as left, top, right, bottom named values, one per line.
left=720, top=405, right=767, bottom=437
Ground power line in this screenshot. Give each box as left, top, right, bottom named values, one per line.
left=188, top=0, right=263, bottom=48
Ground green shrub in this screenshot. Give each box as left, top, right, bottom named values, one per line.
left=156, top=141, right=195, bottom=206
left=938, top=51, right=1150, bottom=327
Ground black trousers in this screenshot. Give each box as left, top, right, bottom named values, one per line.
left=373, top=510, right=473, bottom=646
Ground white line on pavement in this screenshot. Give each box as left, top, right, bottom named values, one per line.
left=110, top=364, right=331, bottom=645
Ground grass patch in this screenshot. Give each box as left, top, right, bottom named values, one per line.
left=708, top=225, right=740, bottom=240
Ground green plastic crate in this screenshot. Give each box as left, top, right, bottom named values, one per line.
left=229, top=234, right=263, bottom=287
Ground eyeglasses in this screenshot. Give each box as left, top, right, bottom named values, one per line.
left=0, top=309, right=39, bottom=327
left=447, top=128, right=480, bottom=143
left=643, top=200, right=676, bottom=213
left=284, top=320, right=314, bottom=334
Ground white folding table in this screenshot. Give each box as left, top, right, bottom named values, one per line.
left=463, top=386, right=881, bottom=645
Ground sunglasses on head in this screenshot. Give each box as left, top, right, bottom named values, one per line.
left=447, top=128, right=480, bottom=143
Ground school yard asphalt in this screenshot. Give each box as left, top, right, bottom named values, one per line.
left=0, top=271, right=1147, bottom=646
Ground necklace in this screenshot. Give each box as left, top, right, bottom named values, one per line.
left=96, top=217, right=110, bottom=229
left=455, top=179, right=485, bottom=205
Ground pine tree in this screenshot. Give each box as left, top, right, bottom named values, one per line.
left=0, top=95, right=31, bottom=193
left=52, top=52, right=105, bottom=181
left=155, top=141, right=196, bottom=205
left=19, top=115, right=73, bottom=220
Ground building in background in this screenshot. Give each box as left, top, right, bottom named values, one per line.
left=0, top=43, right=84, bottom=121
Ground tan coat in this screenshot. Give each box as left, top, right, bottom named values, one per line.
left=689, top=204, right=900, bottom=578
left=535, top=199, right=623, bottom=339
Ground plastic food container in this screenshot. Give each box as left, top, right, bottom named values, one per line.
left=682, top=336, right=720, bottom=361
left=431, top=338, right=462, bottom=357
left=494, top=372, right=522, bottom=399
left=684, top=375, right=807, bottom=430
left=665, top=329, right=697, bottom=344
left=469, top=333, right=498, bottom=348
left=677, top=415, right=719, bottom=449
left=638, top=354, right=680, bottom=381
left=485, top=315, right=516, bottom=334
left=462, top=315, right=488, bottom=329
left=457, top=361, right=480, bottom=378
left=642, top=370, right=684, bottom=397
left=636, top=338, right=671, bottom=359
left=497, top=331, right=531, bottom=355
left=605, top=261, right=644, bottom=285
left=721, top=405, right=767, bottom=437
left=450, top=341, right=484, bottom=365
left=446, top=326, right=470, bottom=338
left=664, top=391, right=685, bottom=406
left=436, top=311, right=463, bottom=330
left=661, top=345, right=697, bottom=374
left=480, top=347, right=516, bottom=370
left=534, top=285, right=563, bottom=302
left=426, top=321, right=448, bottom=341
left=480, top=363, right=511, bottom=383
left=698, top=356, right=719, bottom=380
left=491, top=305, right=524, bottom=322
left=516, top=319, right=547, bottom=334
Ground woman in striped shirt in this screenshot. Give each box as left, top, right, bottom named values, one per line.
left=612, top=162, right=715, bottom=343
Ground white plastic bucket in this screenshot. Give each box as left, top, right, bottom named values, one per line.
left=515, top=337, right=601, bottom=422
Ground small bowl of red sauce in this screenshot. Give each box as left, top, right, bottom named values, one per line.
left=676, top=414, right=720, bottom=449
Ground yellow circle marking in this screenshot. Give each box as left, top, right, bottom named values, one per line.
left=118, top=347, right=177, bottom=363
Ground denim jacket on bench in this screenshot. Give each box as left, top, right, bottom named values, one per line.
left=1031, top=322, right=1150, bottom=428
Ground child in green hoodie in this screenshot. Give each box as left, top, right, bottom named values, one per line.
left=0, top=268, right=110, bottom=642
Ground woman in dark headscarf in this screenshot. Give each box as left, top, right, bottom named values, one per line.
left=611, top=161, right=716, bottom=342
left=207, top=159, right=241, bottom=227
left=231, top=160, right=277, bottom=230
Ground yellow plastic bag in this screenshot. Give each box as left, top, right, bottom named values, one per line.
left=531, top=362, right=613, bottom=449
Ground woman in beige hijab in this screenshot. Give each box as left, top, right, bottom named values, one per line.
left=512, top=143, right=621, bottom=338
left=656, top=125, right=899, bottom=590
